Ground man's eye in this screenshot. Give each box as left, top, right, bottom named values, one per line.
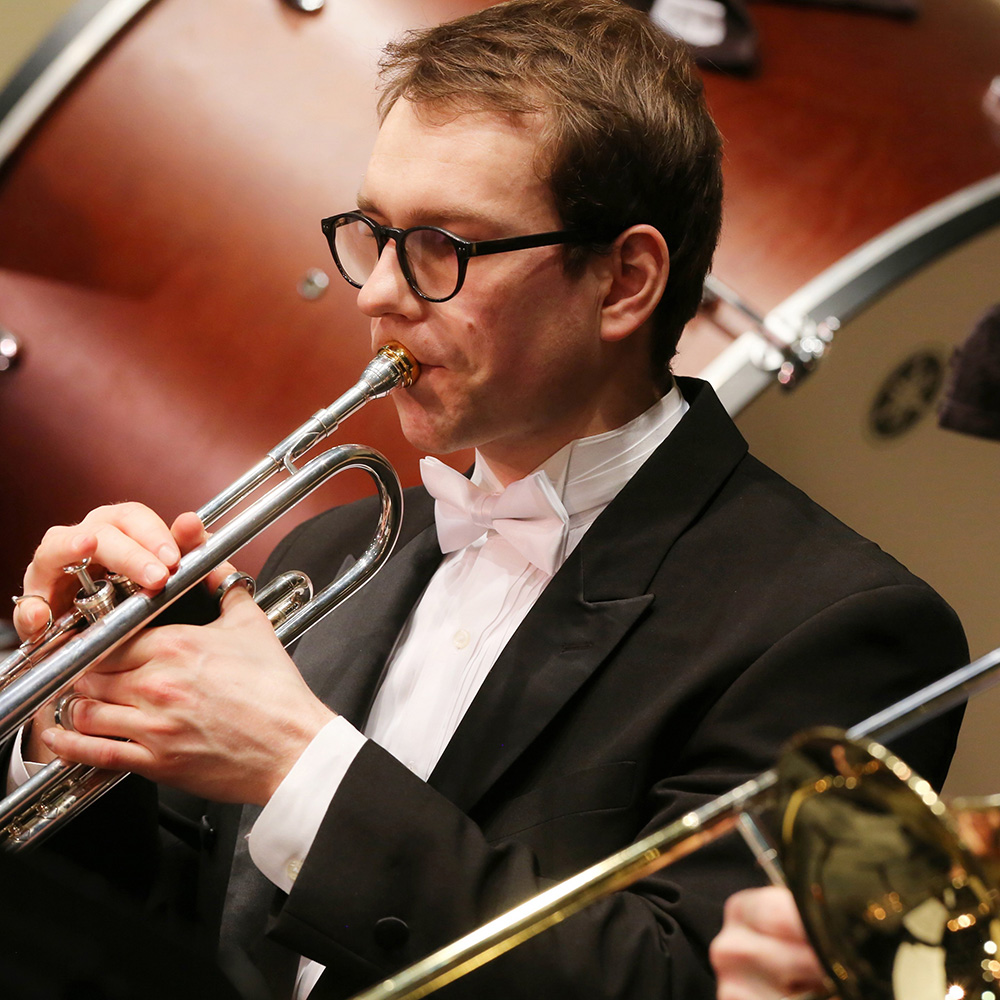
left=408, top=229, right=454, bottom=258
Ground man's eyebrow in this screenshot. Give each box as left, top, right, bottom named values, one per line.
left=354, top=195, right=507, bottom=234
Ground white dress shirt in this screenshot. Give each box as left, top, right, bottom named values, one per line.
left=247, top=386, right=688, bottom=998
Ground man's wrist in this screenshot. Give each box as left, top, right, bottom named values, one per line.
left=249, top=716, right=367, bottom=893
left=260, top=706, right=339, bottom=805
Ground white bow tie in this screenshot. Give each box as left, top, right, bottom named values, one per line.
left=420, top=457, right=570, bottom=575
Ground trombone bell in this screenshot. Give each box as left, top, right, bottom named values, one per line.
left=772, top=731, right=1000, bottom=1000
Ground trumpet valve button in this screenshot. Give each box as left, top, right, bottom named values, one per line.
left=63, top=559, right=99, bottom=596
left=108, top=573, right=141, bottom=598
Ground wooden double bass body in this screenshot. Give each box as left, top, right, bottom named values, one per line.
left=0, top=0, right=487, bottom=599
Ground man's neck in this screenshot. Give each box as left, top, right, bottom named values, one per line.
left=477, top=384, right=666, bottom=487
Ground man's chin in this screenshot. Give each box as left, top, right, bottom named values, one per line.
left=402, top=429, right=470, bottom=458
left=394, top=394, right=467, bottom=456
left=396, top=412, right=462, bottom=457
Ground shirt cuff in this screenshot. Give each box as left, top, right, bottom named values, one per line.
left=247, top=715, right=367, bottom=894
left=6, top=726, right=46, bottom=796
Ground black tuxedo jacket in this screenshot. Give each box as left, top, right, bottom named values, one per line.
left=206, top=377, right=966, bottom=1000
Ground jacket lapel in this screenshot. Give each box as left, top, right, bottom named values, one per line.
left=428, top=378, right=749, bottom=811
left=291, top=492, right=442, bottom=729
left=427, top=569, right=653, bottom=811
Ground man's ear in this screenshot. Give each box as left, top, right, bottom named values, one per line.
left=598, top=225, right=669, bottom=343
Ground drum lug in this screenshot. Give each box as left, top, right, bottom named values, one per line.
left=0, top=328, right=20, bottom=373
left=771, top=314, right=840, bottom=389
left=701, top=276, right=839, bottom=390
left=985, top=75, right=1000, bottom=128
left=298, top=268, right=330, bottom=300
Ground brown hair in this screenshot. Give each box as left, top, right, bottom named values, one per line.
left=377, top=0, right=723, bottom=371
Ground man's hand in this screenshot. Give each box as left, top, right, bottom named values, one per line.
left=710, top=887, right=829, bottom=1000
left=39, top=585, right=335, bottom=805
left=14, top=501, right=334, bottom=804
left=13, top=502, right=204, bottom=641
left=13, top=502, right=198, bottom=765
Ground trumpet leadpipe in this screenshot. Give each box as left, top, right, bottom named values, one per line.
left=197, top=342, right=417, bottom=526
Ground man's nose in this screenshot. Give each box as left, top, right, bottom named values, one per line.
left=356, top=241, right=420, bottom=318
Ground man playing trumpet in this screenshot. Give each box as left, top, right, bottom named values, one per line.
left=9, top=1, right=967, bottom=997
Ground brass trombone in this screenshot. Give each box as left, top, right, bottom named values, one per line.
left=350, top=646, right=1000, bottom=1000
left=0, top=342, right=418, bottom=849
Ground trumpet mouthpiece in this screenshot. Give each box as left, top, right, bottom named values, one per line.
left=363, top=342, right=419, bottom=397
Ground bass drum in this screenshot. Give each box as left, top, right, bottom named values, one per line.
left=674, top=0, right=1000, bottom=796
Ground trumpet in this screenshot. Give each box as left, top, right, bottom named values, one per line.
left=0, top=342, right=418, bottom=849
left=351, top=645, right=1000, bottom=1000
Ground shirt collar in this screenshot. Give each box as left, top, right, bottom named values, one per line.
left=472, top=383, right=688, bottom=519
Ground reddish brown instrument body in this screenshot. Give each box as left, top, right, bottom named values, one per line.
left=0, top=0, right=998, bottom=599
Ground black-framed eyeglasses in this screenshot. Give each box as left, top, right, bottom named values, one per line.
left=321, top=211, right=592, bottom=303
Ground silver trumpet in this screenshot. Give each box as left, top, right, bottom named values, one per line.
left=0, top=342, right=418, bottom=850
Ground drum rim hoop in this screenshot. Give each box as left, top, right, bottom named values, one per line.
left=0, top=0, right=156, bottom=170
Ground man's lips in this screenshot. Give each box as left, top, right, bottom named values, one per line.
left=391, top=360, right=442, bottom=397
left=374, top=339, right=441, bottom=369
left=406, top=357, right=445, bottom=376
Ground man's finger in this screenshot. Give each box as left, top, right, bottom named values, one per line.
left=40, top=725, right=154, bottom=775
left=726, top=886, right=808, bottom=940
left=62, top=696, right=149, bottom=743
left=170, top=511, right=209, bottom=555
left=214, top=572, right=260, bottom=617
left=22, top=528, right=97, bottom=590
left=11, top=593, right=54, bottom=641
left=88, top=502, right=182, bottom=569
left=26, top=503, right=181, bottom=595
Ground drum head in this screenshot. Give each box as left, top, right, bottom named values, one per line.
left=732, top=218, right=1000, bottom=798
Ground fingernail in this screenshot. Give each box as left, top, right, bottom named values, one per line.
left=158, top=543, right=180, bottom=565
left=143, top=562, right=168, bottom=586
left=40, top=729, right=55, bottom=747
left=71, top=533, right=91, bottom=552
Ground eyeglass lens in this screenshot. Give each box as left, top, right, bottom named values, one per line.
left=334, top=217, right=461, bottom=300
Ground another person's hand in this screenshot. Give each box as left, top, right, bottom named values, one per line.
left=710, top=887, right=829, bottom=1000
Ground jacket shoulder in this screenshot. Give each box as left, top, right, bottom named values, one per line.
left=261, top=484, right=434, bottom=590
